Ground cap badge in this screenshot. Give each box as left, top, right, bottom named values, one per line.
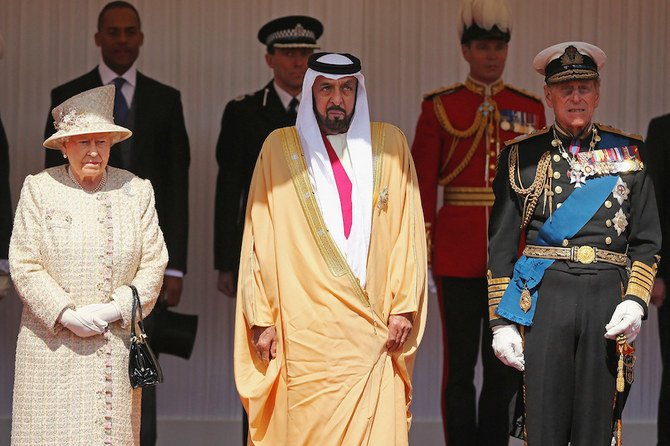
left=560, top=46, right=584, bottom=66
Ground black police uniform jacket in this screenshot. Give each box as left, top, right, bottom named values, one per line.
left=487, top=123, right=661, bottom=325
left=214, top=81, right=295, bottom=273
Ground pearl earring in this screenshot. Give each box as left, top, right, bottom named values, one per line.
left=62, top=153, right=67, bottom=159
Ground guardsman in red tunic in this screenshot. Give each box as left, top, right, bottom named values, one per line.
left=411, top=0, right=546, bottom=444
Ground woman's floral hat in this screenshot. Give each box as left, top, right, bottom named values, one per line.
left=43, top=85, right=132, bottom=149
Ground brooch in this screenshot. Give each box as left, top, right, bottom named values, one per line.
left=122, top=182, right=135, bottom=197
left=376, top=187, right=389, bottom=214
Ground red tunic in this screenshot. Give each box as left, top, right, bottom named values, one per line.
left=412, top=77, right=546, bottom=278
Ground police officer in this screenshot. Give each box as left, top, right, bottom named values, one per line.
left=214, top=15, right=323, bottom=297
left=411, top=0, right=545, bottom=444
left=488, top=41, right=661, bottom=445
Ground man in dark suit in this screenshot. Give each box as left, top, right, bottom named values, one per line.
left=646, top=113, right=670, bottom=446
left=213, top=15, right=322, bottom=445
left=43, top=2, right=190, bottom=445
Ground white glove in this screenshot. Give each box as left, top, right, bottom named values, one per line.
left=80, top=301, right=123, bottom=324
left=492, top=324, right=525, bottom=371
left=605, top=300, right=644, bottom=343
left=427, top=267, right=437, bottom=295
left=59, top=308, right=107, bottom=337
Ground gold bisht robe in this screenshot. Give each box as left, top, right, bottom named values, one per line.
left=234, top=122, right=428, bottom=445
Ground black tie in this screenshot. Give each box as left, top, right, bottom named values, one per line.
left=113, top=77, right=129, bottom=125
left=287, top=97, right=299, bottom=122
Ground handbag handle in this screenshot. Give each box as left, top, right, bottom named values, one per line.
left=129, top=285, right=147, bottom=340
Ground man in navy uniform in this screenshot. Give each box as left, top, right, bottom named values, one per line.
left=488, top=42, right=661, bottom=445
left=212, top=15, right=323, bottom=445
left=411, top=0, right=545, bottom=443
left=214, top=15, right=323, bottom=297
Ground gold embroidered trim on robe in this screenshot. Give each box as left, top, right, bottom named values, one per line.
left=279, top=124, right=386, bottom=321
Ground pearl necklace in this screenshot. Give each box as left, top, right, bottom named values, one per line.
left=67, top=167, right=107, bottom=193
left=551, top=126, right=601, bottom=188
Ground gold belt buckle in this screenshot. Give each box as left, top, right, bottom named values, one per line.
left=576, top=246, right=596, bottom=264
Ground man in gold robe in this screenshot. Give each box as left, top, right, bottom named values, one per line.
left=233, top=52, right=427, bottom=445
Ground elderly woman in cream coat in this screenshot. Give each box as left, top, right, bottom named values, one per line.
left=9, top=85, right=168, bottom=445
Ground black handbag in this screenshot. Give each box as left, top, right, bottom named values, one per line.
left=128, top=285, right=164, bottom=388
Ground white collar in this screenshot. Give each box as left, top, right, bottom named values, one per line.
left=98, top=60, right=137, bottom=88
left=273, top=81, right=301, bottom=110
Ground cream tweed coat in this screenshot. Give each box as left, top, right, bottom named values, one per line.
left=9, top=166, right=168, bottom=445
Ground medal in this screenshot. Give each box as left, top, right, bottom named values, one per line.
left=612, top=208, right=628, bottom=236
left=569, top=168, right=586, bottom=188
left=612, top=177, right=630, bottom=204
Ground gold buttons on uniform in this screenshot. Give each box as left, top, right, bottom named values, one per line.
left=605, top=200, right=612, bottom=208
left=489, top=163, right=496, bottom=170
left=606, top=219, right=612, bottom=227
left=553, top=171, right=561, bottom=179
left=555, top=186, right=563, bottom=194
left=605, top=236, right=612, bottom=245
left=490, top=151, right=496, bottom=157
left=562, top=239, right=569, bottom=247
left=553, top=154, right=561, bottom=162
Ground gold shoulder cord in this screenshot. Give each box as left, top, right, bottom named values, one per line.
left=507, top=145, right=553, bottom=228
left=433, top=95, right=500, bottom=187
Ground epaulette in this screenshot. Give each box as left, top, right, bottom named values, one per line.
left=504, top=126, right=550, bottom=146
left=423, top=83, right=463, bottom=100
left=595, top=122, right=643, bottom=142
left=505, top=84, right=543, bottom=103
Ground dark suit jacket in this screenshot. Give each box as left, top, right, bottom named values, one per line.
left=214, top=81, right=295, bottom=272
left=646, top=113, right=670, bottom=279
left=0, top=115, right=11, bottom=259
left=44, top=68, right=190, bottom=273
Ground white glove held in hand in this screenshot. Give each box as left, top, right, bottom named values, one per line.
left=59, top=308, right=107, bottom=337
left=605, top=300, right=644, bottom=343
left=492, top=324, right=525, bottom=371
left=80, top=301, right=123, bottom=325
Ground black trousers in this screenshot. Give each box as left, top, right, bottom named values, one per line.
left=441, top=277, right=520, bottom=446
left=140, top=384, right=157, bottom=446
left=659, top=294, right=670, bottom=446
left=140, top=309, right=161, bottom=446
left=524, top=268, right=621, bottom=446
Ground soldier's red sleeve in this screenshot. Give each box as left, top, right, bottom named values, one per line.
left=411, top=98, right=444, bottom=232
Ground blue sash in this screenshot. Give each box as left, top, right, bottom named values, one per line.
left=496, top=129, right=634, bottom=325
left=496, top=174, right=619, bottom=326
